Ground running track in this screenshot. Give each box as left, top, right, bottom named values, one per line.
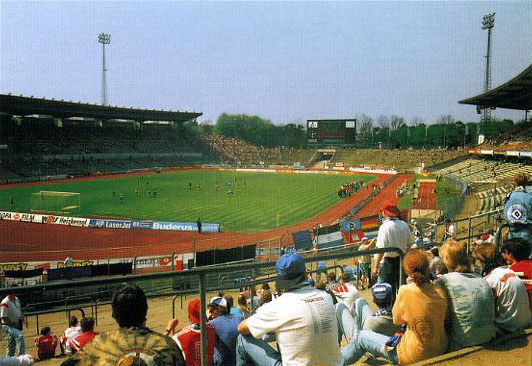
left=0, top=172, right=411, bottom=263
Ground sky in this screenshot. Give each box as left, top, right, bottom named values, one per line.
left=1, top=1, right=531, bottom=126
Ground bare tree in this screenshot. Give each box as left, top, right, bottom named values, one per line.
left=410, top=116, right=424, bottom=127
left=359, top=114, right=373, bottom=137
left=390, top=115, right=406, bottom=130
left=437, top=114, right=454, bottom=125
left=376, top=115, right=390, bottom=129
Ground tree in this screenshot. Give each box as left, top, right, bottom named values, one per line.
left=410, top=116, right=424, bottom=127
left=436, top=114, right=454, bottom=149
left=358, top=114, right=373, bottom=147
left=390, top=115, right=406, bottom=131
left=376, top=115, right=390, bottom=129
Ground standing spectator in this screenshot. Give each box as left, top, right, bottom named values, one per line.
left=60, top=316, right=81, bottom=356
left=208, top=296, right=243, bottom=366
left=197, top=218, right=202, bottom=234
left=437, top=240, right=495, bottom=351
left=472, top=242, right=531, bottom=334
left=442, top=219, right=455, bottom=241
left=64, top=284, right=185, bottom=366
left=236, top=253, right=342, bottom=366
left=68, top=318, right=98, bottom=354
left=1, top=293, right=25, bottom=357
left=34, top=327, right=57, bottom=360
left=338, top=249, right=449, bottom=365
left=372, top=200, right=411, bottom=297
left=165, top=299, right=215, bottom=366
left=503, top=174, right=532, bottom=257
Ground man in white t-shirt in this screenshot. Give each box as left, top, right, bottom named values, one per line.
left=60, top=316, right=82, bottom=355
left=372, top=200, right=411, bottom=297
left=1, top=294, right=25, bottom=357
left=236, top=253, right=342, bottom=366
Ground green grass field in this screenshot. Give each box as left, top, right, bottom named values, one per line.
left=0, top=171, right=375, bottom=232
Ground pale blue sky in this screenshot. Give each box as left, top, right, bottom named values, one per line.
left=1, top=1, right=531, bottom=125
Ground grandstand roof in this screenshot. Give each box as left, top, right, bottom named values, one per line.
left=0, top=94, right=202, bottom=123
left=459, top=62, right=532, bottom=111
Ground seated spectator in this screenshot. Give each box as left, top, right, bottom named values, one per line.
left=59, top=316, right=81, bottom=355
left=0, top=355, right=34, bottom=366
left=165, top=299, right=215, bottom=366
left=252, top=283, right=272, bottom=309
left=332, top=270, right=360, bottom=314
left=68, top=318, right=98, bottom=354
left=236, top=253, right=342, bottom=365
left=364, top=283, right=401, bottom=336
left=34, top=326, right=57, bottom=360
left=236, top=295, right=250, bottom=318
left=64, top=284, right=185, bottom=366
left=427, top=246, right=447, bottom=280
left=208, top=296, right=243, bottom=366
left=502, top=238, right=532, bottom=312
left=473, top=242, right=532, bottom=334
left=437, top=240, right=495, bottom=351
left=338, top=249, right=448, bottom=365
left=223, top=294, right=244, bottom=317
left=325, top=271, right=339, bottom=292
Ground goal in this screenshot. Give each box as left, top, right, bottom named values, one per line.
left=30, top=191, right=81, bottom=214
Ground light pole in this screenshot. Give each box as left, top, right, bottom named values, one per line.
left=98, top=33, right=111, bottom=106
left=481, top=13, right=495, bottom=127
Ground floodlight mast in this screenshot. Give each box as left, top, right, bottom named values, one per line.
left=481, top=13, right=495, bottom=126
left=98, top=33, right=111, bottom=106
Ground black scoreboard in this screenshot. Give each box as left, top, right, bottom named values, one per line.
left=307, top=119, right=357, bottom=145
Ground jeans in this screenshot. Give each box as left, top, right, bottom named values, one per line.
left=236, top=334, right=281, bottom=366
left=336, top=302, right=398, bottom=365
left=378, top=257, right=404, bottom=297
left=2, top=325, right=25, bottom=357
left=336, top=300, right=373, bottom=343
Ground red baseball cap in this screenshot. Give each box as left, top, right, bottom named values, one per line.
left=381, top=200, right=400, bottom=217
left=188, top=298, right=201, bottom=324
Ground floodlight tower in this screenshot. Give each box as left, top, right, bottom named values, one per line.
left=98, top=33, right=111, bottom=106
left=481, top=13, right=495, bottom=125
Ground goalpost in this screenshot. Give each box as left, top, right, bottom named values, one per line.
left=30, top=191, right=81, bottom=214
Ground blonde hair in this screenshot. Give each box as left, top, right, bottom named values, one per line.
left=439, top=240, right=470, bottom=273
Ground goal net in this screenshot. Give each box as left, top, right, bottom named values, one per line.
left=30, top=191, right=81, bottom=214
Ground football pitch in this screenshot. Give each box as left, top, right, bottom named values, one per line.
left=0, top=170, right=375, bottom=232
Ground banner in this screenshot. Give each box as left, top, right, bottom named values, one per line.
left=341, top=219, right=361, bottom=232
left=89, top=219, right=133, bottom=229
left=315, top=224, right=343, bottom=249
left=292, top=230, right=312, bottom=251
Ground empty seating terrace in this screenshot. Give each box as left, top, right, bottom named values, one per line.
left=433, top=159, right=532, bottom=184
left=331, top=148, right=466, bottom=170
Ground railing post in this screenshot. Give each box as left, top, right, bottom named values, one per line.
left=171, top=252, right=175, bottom=272
left=199, top=273, right=208, bottom=366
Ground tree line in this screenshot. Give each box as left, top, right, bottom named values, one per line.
left=192, top=113, right=518, bottom=150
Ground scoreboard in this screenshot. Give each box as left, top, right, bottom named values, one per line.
left=307, top=119, right=357, bottom=145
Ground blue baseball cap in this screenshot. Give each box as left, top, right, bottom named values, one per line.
left=276, top=253, right=307, bottom=290
left=371, top=283, right=393, bottom=301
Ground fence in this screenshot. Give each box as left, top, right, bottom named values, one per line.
left=0, top=246, right=404, bottom=366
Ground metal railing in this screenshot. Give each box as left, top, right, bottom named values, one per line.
left=0, top=246, right=404, bottom=366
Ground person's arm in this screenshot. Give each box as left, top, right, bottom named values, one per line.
left=372, top=252, right=384, bottom=278
left=163, top=318, right=179, bottom=336
left=237, top=319, right=251, bottom=335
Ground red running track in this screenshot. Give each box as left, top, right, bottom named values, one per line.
left=0, top=173, right=410, bottom=263
left=412, top=181, right=437, bottom=210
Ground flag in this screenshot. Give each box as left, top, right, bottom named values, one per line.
left=315, top=224, right=344, bottom=249
left=292, top=230, right=312, bottom=251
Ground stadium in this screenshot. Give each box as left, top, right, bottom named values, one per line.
left=0, top=2, right=531, bottom=366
